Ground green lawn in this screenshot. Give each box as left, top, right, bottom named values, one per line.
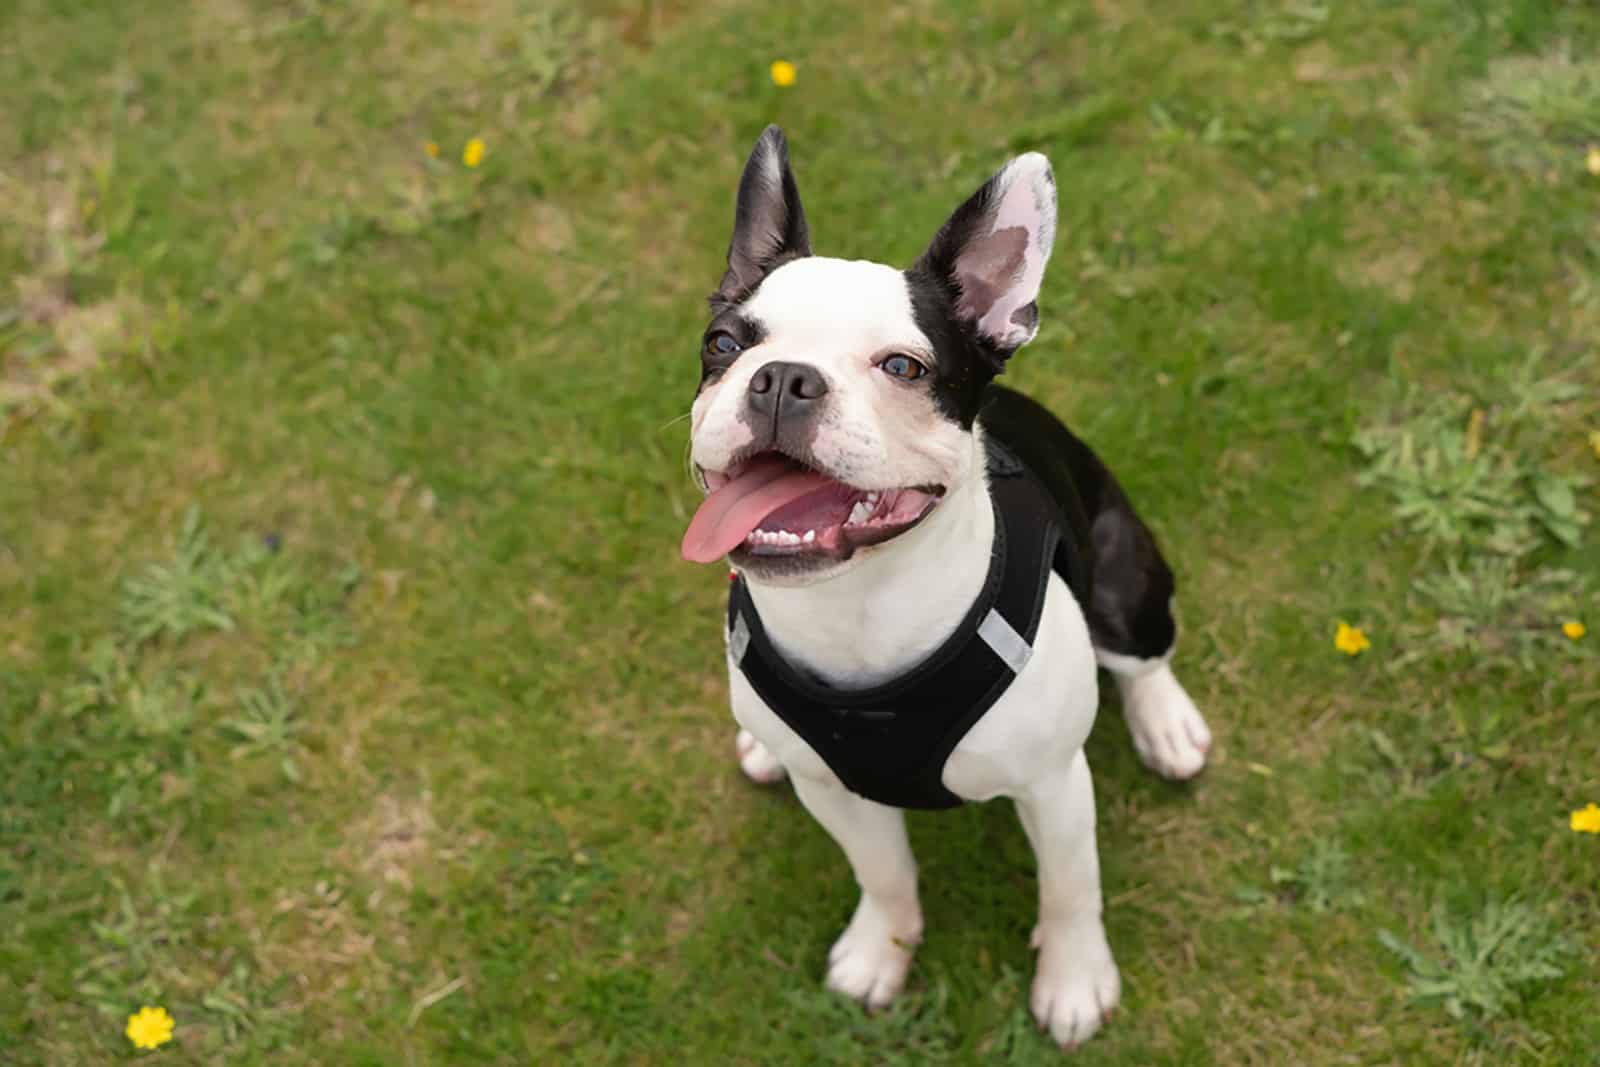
left=3, top=0, right=1599, bottom=1063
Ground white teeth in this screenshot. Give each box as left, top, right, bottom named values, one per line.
left=846, top=500, right=872, bottom=526
left=746, top=528, right=815, bottom=548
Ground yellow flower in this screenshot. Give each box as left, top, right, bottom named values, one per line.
left=1562, top=620, right=1586, bottom=641
left=1571, top=802, right=1600, bottom=834
left=1334, top=621, right=1370, bottom=656
left=125, top=1005, right=174, bottom=1050
left=1587, top=145, right=1600, bottom=177
left=463, top=137, right=485, bottom=168
left=1589, top=429, right=1600, bottom=460
left=770, top=60, right=797, bottom=87
left=424, top=141, right=440, bottom=158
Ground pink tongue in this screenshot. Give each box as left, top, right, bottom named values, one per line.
left=681, top=456, right=834, bottom=563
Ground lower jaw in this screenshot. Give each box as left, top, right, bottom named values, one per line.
left=726, top=547, right=846, bottom=581
left=729, top=540, right=855, bottom=570
left=729, top=514, right=934, bottom=573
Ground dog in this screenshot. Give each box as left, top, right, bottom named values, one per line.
left=680, top=126, right=1213, bottom=1049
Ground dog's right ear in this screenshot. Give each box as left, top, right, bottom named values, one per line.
left=711, top=125, right=811, bottom=311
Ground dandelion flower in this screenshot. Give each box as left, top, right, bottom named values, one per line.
left=125, top=1005, right=174, bottom=1050
left=1571, top=803, right=1600, bottom=834
left=1589, top=429, right=1600, bottom=460
left=463, top=137, right=485, bottom=168
left=1334, top=621, right=1370, bottom=656
left=1562, top=620, right=1586, bottom=641
left=770, top=60, right=797, bottom=88
left=1587, top=145, right=1600, bottom=177
left=424, top=141, right=440, bottom=158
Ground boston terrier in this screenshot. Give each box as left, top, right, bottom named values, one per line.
left=680, top=126, right=1213, bottom=1049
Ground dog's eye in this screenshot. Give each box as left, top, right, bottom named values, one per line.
left=704, top=332, right=742, bottom=359
left=879, top=354, right=928, bottom=381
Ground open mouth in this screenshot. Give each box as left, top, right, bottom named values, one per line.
left=681, top=452, right=945, bottom=565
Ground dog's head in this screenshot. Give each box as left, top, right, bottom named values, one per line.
left=681, top=126, right=1057, bottom=583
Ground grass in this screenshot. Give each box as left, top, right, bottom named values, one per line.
left=1379, top=898, right=1572, bottom=1024
left=2, top=0, right=1599, bottom=1062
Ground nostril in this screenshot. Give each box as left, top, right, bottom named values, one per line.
left=790, top=371, right=827, bottom=400
left=747, top=361, right=825, bottom=405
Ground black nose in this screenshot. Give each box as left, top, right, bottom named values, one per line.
left=746, top=361, right=828, bottom=423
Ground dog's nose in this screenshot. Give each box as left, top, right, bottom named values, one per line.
left=746, top=361, right=828, bottom=422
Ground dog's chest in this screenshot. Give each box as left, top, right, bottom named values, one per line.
left=729, top=571, right=1099, bottom=802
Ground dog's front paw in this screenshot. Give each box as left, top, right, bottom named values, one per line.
left=825, top=895, right=923, bottom=1011
left=735, top=729, right=788, bottom=785
left=1120, top=666, right=1211, bottom=781
left=1029, top=919, right=1121, bottom=1050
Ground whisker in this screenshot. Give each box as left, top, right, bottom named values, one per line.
left=681, top=437, right=699, bottom=486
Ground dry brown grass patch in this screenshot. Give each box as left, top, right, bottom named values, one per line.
left=1, top=148, right=153, bottom=422
left=249, top=790, right=454, bottom=1004
left=345, top=790, right=439, bottom=890
left=1341, top=189, right=1500, bottom=304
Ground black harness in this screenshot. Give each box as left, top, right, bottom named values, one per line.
left=726, top=439, right=1091, bottom=809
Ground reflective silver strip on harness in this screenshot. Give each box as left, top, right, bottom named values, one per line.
left=977, top=609, right=1032, bottom=674
left=728, top=612, right=751, bottom=665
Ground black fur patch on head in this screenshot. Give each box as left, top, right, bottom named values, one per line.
left=903, top=265, right=1004, bottom=428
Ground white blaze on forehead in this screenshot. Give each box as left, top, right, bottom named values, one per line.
left=743, top=257, right=929, bottom=357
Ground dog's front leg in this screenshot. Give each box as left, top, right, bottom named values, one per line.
left=1013, top=749, right=1122, bottom=1049
left=789, top=773, right=922, bottom=1011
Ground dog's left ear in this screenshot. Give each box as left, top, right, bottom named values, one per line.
left=712, top=125, right=812, bottom=310
left=913, top=153, right=1056, bottom=364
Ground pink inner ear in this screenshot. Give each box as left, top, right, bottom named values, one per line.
left=956, top=158, right=1053, bottom=347
left=955, top=226, right=1029, bottom=323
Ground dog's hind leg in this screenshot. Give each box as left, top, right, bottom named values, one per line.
left=788, top=773, right=922, bottom=1011
left=978, top=386, right=1211, bottom=779
left=1099, top=652, right=1210, bottom=780
left=1083, top=492, right=1211, bottom=781
left=1013, top=748, right=1121, bottom=1049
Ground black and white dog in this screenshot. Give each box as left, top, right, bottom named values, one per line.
left=681, top=127, right=1212, bottom=1049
